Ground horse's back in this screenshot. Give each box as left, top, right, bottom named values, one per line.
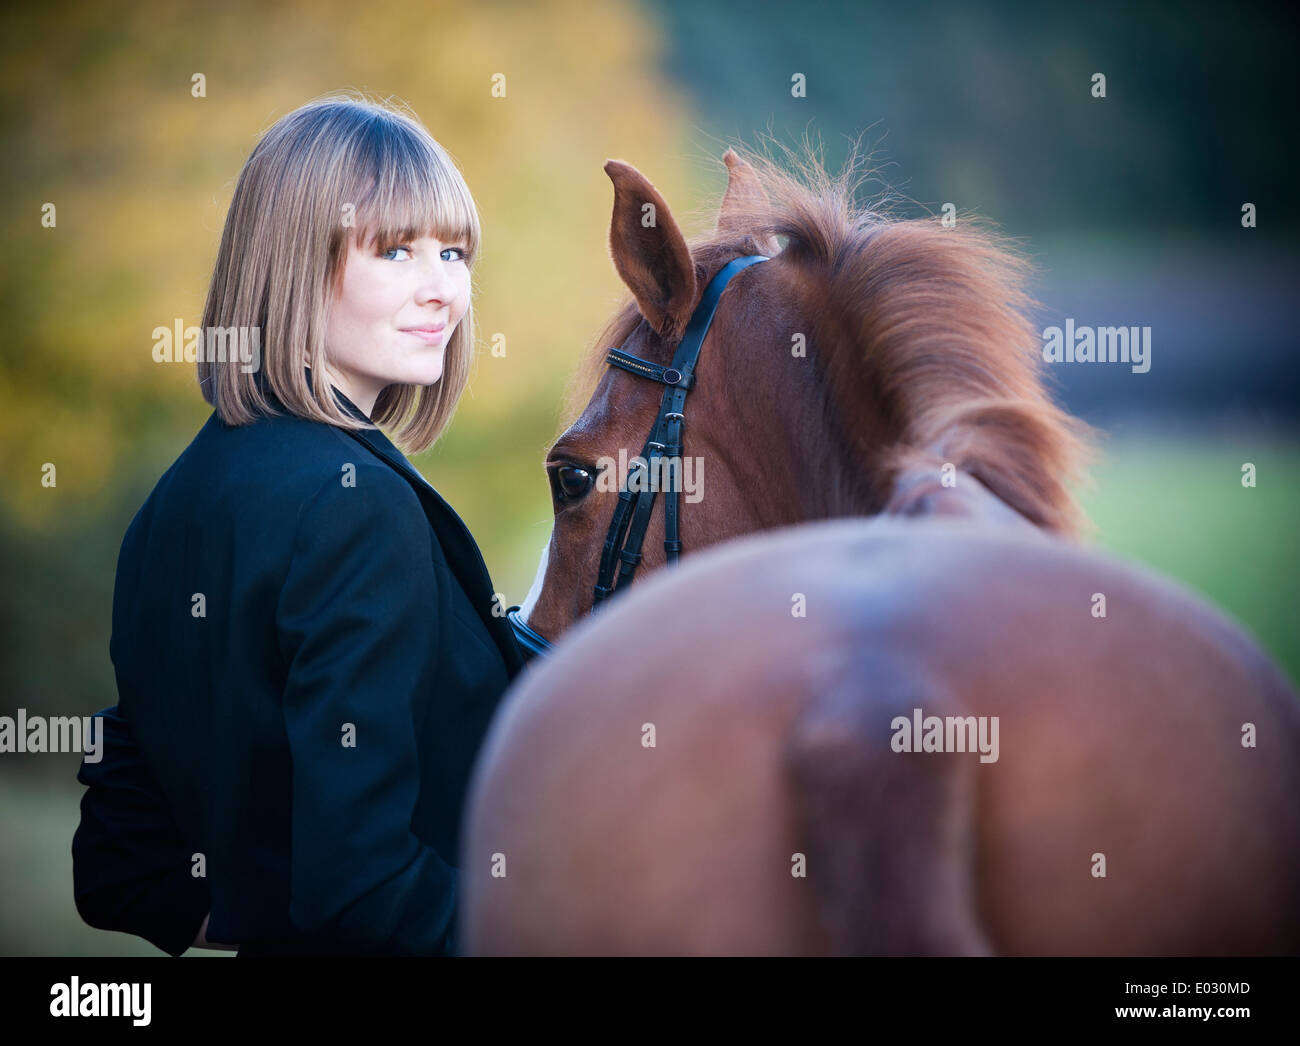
left=462, top=519, right=1300, bottom=954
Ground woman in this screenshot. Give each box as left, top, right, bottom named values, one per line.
left=72, top=93, right=524, bottom=956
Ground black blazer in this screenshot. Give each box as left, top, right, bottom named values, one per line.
left=72, top=383, right=524, bottom=956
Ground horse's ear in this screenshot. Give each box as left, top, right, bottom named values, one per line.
left=604, top=160, right=697, bottom=341
left=717, top=150, right=780, bottom=255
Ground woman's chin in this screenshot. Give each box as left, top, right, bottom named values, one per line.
left=399, top=360, right=444, bottom=387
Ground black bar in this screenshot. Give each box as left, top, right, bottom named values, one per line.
left=2, top=956, right=1289, bottom=1033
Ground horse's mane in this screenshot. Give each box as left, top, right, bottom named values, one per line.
left=568, top=138, right=1095, bottom=537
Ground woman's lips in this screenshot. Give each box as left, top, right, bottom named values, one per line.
left=402, top=326, right=446, bottom=344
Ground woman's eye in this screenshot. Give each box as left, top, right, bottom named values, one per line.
left=550, top=465, right=593, bottom=503
left=382, top=245, right=413, bottom=261
left=441, top=246, right=469, bottom=262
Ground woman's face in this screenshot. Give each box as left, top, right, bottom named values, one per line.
left=322, top=231, right=472, bottom=415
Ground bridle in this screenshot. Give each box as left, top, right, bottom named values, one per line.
left=507, top=254, right=769, bottom=660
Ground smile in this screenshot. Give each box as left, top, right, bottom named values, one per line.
left=402, top=326, right=445, bottom=344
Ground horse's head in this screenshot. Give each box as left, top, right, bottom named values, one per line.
left=514, top=146, right=1093, bottom=648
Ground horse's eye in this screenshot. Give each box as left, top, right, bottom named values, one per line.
left=552, top=465, right=594, bottom=502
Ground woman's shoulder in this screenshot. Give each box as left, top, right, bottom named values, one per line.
left=189, top=408, right=384, bottom=472
left=118, top=410, right=434, bottom=584
left=149, top=409, right=423, bottom=523
left=204, top=405, right=354, bottom=451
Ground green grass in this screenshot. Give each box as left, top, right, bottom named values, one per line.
left=0, top=765, right=227, bottom=957
left=1080, top=425, right=1299, bottom=687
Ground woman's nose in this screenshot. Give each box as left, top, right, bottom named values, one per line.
left=414, top=258, right=454, bottom=305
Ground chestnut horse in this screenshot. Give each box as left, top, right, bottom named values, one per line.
left=467, top=517, right=1300, bottom=955
left=461, top=149, right=1300, bottom=953
left=514, top=146, right=1091, bottom=644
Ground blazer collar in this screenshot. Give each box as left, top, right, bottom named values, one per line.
left=296, top=370, right=526, bottom=678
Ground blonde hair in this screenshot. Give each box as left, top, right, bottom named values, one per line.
left=198, top=92, right=480, bottom=453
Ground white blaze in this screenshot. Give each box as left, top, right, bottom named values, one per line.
left=517, top=535, right=551, bottom=625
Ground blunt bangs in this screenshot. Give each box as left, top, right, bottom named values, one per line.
left=347, top=113, right=480, bottom=260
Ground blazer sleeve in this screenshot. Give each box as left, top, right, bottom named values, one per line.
left=275, top=464, right=458, bottom=955
left=72, top=704, right=210, bottom=956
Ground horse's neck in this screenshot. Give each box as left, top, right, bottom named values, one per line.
left=881, top=460, right=1040, bottom=534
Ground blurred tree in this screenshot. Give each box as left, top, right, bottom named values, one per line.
left=0, top=0, right=698, bottom=721
left=0, top=0, right=695, bottom=542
